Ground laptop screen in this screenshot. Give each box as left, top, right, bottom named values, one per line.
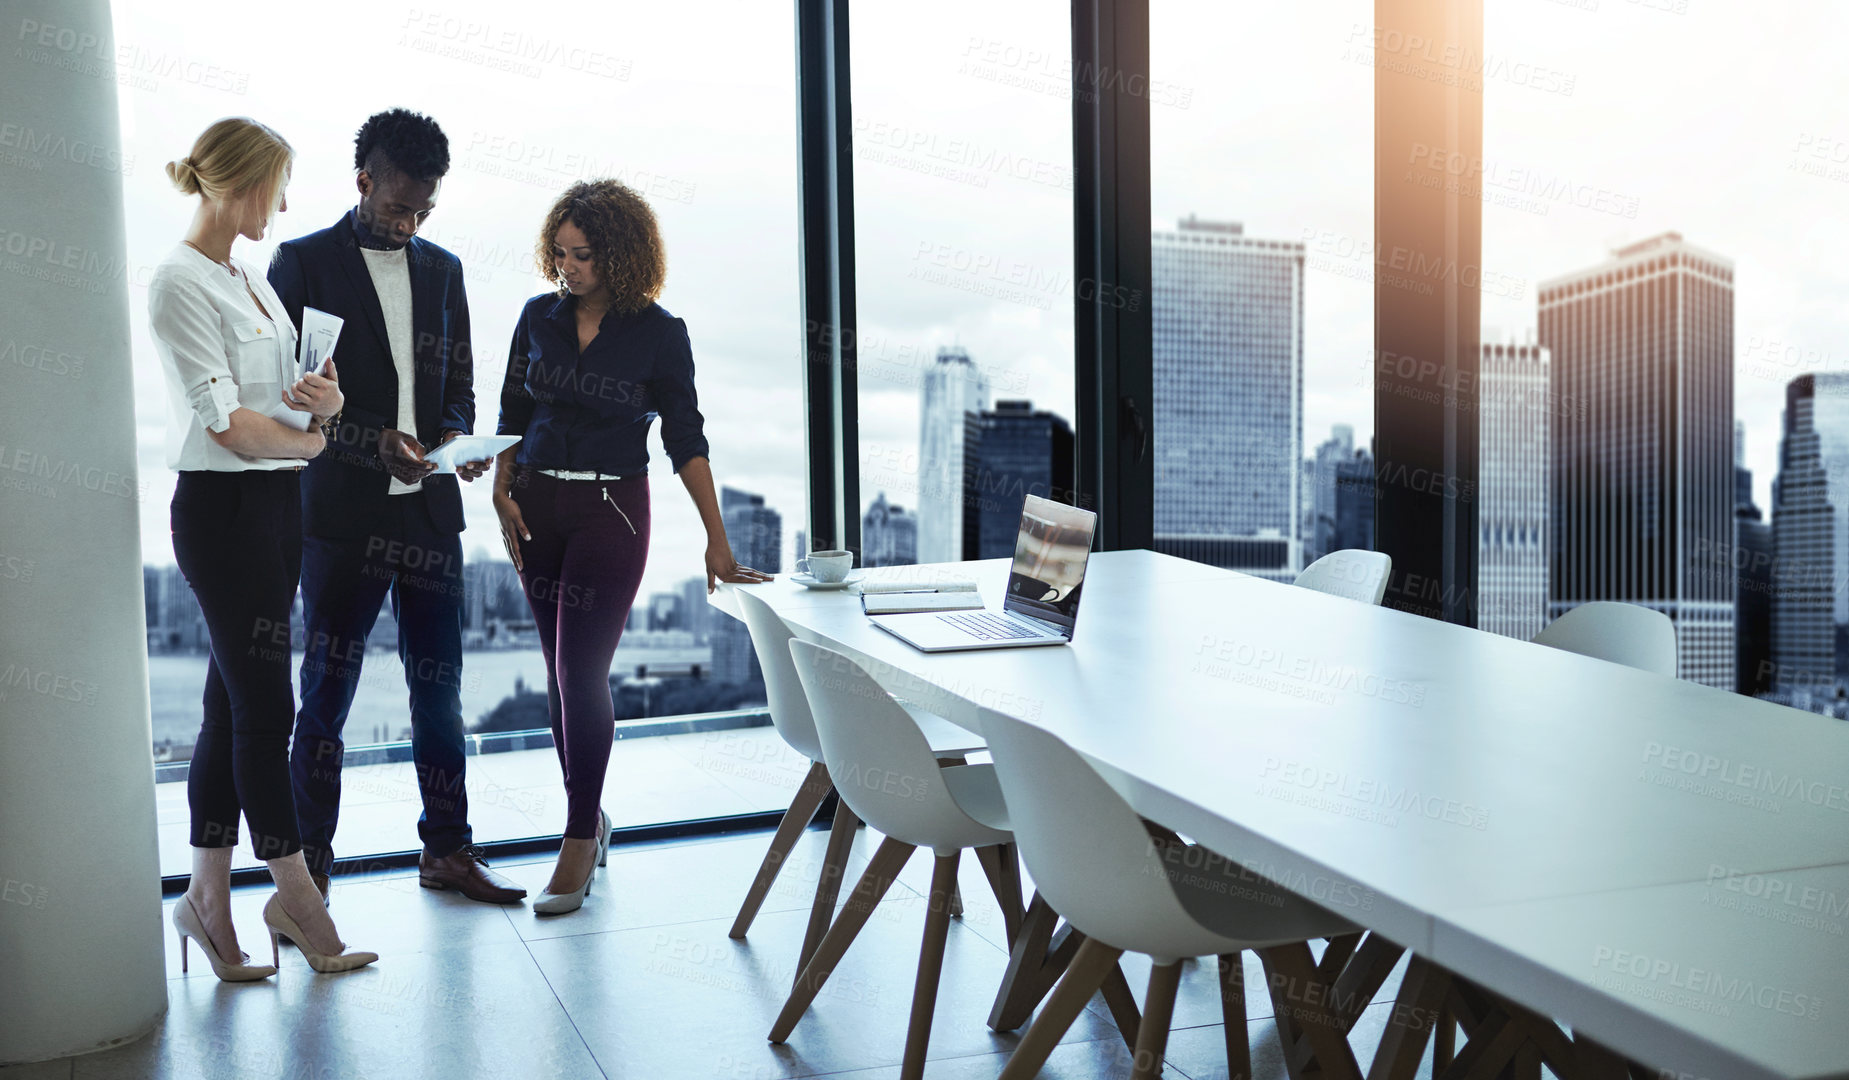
left=1001, top=494, right=1098, bottom=636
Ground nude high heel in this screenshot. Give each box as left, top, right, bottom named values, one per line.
left=262, top=894, right=378, bottom=974
left=172, top=895, right=277, bottom=982
left=532, top=863, right=593, bottom=916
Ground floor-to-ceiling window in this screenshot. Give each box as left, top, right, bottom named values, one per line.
left=1484, top=1, right=1849, bottom=712
left=113, top=0, right=807, bottom=873
left=848, top=1, right=1077, bottom=569
left=1149, top=3, right=1374, bottom=584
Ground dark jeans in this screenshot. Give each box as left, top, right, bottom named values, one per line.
left=514, top=471, right=650, bottom=839
left=292, top=492, right=472, bottom=875
left=171, top=469, right=304, bottom=860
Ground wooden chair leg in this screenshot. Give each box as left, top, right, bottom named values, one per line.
left=932, top=757, right=966, bottom=921
left=769, top=835, right=915, bottom=1043
left=1130, top=960, right=1183, bottom=1080
left=729, top=760, right=830, bottom=939
left=974, top=842, right=1026, bottom=946
left=1218, top=953, right=1251, bottom=1080
left=1098, top=960, right=1144, bottom=1052
left=988, top=893, right=1069, bottom=1031
left=899, top=851, right=961, bottom=1080
left=798, top=797, right=859, bottom=972
left=997, top=936, right=1126, bottom=1080
left=1433, top=1004, right=1455, bottom=1073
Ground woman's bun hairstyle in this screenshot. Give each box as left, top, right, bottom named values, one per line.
left=165, top=156, right=202, bottom=195
left=168, top=119, right=293, bottom=206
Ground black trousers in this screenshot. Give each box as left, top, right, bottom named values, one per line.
left=292, top=493, right=472, bottom=876
left=171, top=469, right=304, bottom=860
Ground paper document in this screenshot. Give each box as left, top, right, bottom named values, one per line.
left=298, top=306, right=343, bottom=378
left=857, top=579, right=979, bottom=595
left=862, top=592, right=985, bottom=615
left=425, top=435, right=520, bottom=474
left=268, top=400, right=313, bottom=431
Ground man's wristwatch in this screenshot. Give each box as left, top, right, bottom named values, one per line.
left=317, top=410, right=342, bottom=441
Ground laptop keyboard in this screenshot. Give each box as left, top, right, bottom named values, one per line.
left=939, top=611, right=1045, bottom=641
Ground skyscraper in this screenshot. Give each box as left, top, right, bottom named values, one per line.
left=862, top=493, right=918, bottom=567
left=679, top=577, right=712, bottom=645
left=1735, top=420, right=1773, bottom=697
left=1331, top=448, right=1375, bottom=555
left=1769, top=374, right=1849, bottom=712
left=714, top=487, right=782, bottom=685
left=1478, top=342, right=1550, bottom=641
left=148, top=563, right=207, bottom=653
left=1306, top=425, right=1355, bottom=566
left=1539, top=232, right=1735, bottom=688
left=962, top=400, right=1075, bottom=560
left=917, top=346, right=990, bottom=563
left=1151, top=215, right=1303, bottom=579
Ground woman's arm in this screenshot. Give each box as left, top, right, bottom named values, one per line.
left=678, top=456, right=772, bottom=592
left=491, top=445, right=529, bottom=572
left=209, top=408, right=326, bottom=459
left=150, top=273, right=325, bottom=461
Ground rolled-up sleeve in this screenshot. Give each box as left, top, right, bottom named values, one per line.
left=496, top=307, right=537, bottom=438
left=652, top=317, right=710, bottom=473
left=149, top=273, right=239, bottom=433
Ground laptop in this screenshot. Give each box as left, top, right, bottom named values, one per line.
left=870, top=494, right=1098, bottom=652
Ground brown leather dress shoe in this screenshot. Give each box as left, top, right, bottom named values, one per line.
left=418, top=845, right=528, bottom=904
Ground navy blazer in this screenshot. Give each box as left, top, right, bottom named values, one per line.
left=269, top=210, right=475, bottom=539
left=497, top=293, right=710, bottom=475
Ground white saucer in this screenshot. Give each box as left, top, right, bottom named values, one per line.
left=790, top=570, right=863, bottom=590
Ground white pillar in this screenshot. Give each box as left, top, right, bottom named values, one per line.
left=0, top=0, right=168, bottom=1062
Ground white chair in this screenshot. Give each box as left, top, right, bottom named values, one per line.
left=729, top=590, right=983, bottom=973
left=772, top=639, right=1021, bottom=1080
left=1531, top=601, right=1676, bottom=677
left=980, top=710, right=1362, bottom=1080
left=1294, top=549, right=1392, bottom=605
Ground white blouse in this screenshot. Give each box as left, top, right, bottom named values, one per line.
left=148, top=243, right=307, bottom=472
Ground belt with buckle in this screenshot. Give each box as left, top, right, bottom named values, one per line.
left=537, top=468, right=634, bottom=481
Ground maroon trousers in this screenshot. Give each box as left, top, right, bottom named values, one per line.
left=514, top=471, right=651, bottom=839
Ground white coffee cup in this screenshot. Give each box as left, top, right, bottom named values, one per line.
left=799, top=549, right=854, bottom=583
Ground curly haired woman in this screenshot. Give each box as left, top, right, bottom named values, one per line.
left=493, top=179, right=771, bottom=914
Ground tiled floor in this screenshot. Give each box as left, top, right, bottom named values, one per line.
left=16, top=826, right=1436, bottom=1080
left=156, top=726, right=811, bottom=877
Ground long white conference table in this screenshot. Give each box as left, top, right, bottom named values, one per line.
left=712, top=550, right=1849, bottom=1080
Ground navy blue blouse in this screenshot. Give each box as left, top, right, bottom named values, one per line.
left=496, top=294, right=710, bottom=475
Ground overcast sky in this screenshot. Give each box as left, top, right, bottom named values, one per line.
left=116, top=0, right=1849, bottom=601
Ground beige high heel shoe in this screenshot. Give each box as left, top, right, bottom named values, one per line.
left=172, top=895, right=277, bottom=982
left=535, top=826, right=604, bottom=916
left=262, top=894, right=378, bottom=974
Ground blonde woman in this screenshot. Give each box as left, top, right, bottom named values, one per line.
left=150, top=117, right=374, bottom=978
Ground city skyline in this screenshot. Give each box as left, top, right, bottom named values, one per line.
left=110, top=2, right=1849, bottom=626
left=103, top=2, right=1849, bottom=721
